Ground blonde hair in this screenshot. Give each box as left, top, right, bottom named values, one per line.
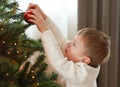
left=77, top=28, right=111, bottom=67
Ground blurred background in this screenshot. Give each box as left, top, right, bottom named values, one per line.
left=17, top=0, right=78, bottom=40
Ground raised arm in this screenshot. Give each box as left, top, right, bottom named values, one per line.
left=44, top=17, right=67, bottom=50
left=27, top=3, right=67, bottom=50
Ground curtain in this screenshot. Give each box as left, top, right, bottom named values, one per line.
left=78, top=0, right=120, bottom=87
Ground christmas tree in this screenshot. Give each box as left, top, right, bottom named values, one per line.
left=0, top=0, right=61, bottom=87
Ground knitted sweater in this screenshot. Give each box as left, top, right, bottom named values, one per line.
left=40, top=17, right=100, bottom=87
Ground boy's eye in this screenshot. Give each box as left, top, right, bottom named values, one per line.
left=73, top=42, right=75, bottom=46
left=73, top=41, right=75, bottom=46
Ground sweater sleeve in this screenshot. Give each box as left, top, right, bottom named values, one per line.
left=44, top=17, right=68, bottom=51
left=41, top=30, right=88, bottom=84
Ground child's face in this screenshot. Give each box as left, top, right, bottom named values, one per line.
left=64, top=35, right=86, bottom=62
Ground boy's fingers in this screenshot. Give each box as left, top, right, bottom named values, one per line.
left=28, top=3, right=33, bottom=6
left=27, top=3, right=32, bottom=9
left=28, top=3, right=36, bottom=10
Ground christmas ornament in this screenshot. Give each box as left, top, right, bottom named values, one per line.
left=24, top=10, right=33, bottom=24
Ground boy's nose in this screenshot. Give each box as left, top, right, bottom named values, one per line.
left=67, top=42, right=71, bottom=47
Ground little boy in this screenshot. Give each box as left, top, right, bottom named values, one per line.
left=26, top=3, right=111, bottom=87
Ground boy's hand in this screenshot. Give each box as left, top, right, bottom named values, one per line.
left=26, top=3, right=48, bottom=33
left=26, top=9, right=47, bottom=33
left=28, top=3, right=47, bottom=19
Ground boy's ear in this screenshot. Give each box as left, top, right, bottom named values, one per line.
left=82, top=57, right=91, bottom=64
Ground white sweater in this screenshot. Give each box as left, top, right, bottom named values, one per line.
left=40, top=17, right=100, bottom=87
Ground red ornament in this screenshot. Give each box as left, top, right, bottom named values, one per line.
left=24, top=10, right=33, bottom=24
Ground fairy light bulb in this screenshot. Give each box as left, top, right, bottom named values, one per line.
left=14, top=43, right=17, bottom=45
left=17, top=50, right=19, bottom=54
left=8, top=51, right=10, bottom=54
left=32, top=75, right=35, bottom=79
left=3, top=41, right=5, bottom=44
left=1, top=28, right=4, bottom=31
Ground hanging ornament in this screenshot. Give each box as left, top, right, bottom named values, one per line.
left=24, top=10, right=33, bottom=24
